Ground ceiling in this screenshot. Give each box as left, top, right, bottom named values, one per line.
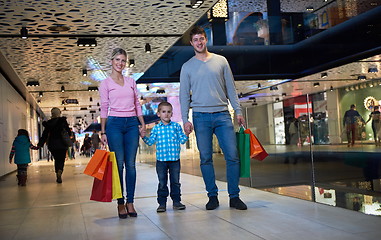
left=0, top=0, right=380, bottom=129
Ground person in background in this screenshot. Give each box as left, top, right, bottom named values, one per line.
left=141, top=102, right=189, bottom=213
left=38, top=107, right=71, bottom=183
left=9, top=129, right=39, bottom=186
left=83, top=133, right=92, bottom=157
left=100, top=48, right=146, bottom=219
left=91, top=129, right=101, bottom=153
left=343, top=104, right=365, bottom=147
left=180, top=26, right=247, bottom=211
left=365, top=105, right=381, bottom=146
left=70, top=128, right=77, bottom=159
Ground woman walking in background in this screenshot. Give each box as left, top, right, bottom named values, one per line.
left=38, top=107, right=71, bottom=183
left=9, top=129, right=39, bottom=186
left=100, top=48, right=146, bottom=219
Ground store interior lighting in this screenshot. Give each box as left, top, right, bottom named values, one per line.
left=321, top=72, right=328, bottom=78
left=129, top=59, right=135, bottom=67
left=26, top=81, right=40, bottom=86
left=82, top=69, right=87, bottom=76
left=61, top=86, right=65, bottom=92
left=77, top=38, right=97, bottom=47
left=145, top=43, right=151, bottom=53
left=20, top=27, right=28, bottom=39
left=190, top=0, right=204, bottom=8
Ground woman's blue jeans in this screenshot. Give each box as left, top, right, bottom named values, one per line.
left=192, top=111, right=240, bottom=198
left=106, top=116, right=139, bottom=204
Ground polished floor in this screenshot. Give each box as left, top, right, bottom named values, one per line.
left=1, top=155, right=381, bottom=240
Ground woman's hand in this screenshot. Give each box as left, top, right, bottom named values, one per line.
left=101, top=133, right=108, bottom=145
left=139, top=124, right=146, bottom=137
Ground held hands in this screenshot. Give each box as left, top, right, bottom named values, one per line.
left=139, top=125, right=146, bottom=138
left=184, top=122, right=193, bottom=135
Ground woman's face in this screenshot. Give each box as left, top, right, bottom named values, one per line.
left=111, top=54, right=127, bottom=73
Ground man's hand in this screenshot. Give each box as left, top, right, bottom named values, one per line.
left=236, top=115, right=246, bottom=128
left=184, top=122, right=194, bottom=135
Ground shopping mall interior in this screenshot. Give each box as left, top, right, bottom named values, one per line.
left=1, top=0, right=381, bottom=239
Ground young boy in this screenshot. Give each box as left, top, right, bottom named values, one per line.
left=141, top=102, right=189, bottom=212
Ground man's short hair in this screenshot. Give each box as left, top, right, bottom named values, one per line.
left=158, top=102, right=172, bottom=112
left=350, top=104, right=356, bottom=109
left=190, top=26, right=206, bottom=40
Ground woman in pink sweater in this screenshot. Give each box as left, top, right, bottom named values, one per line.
left=100, top=48, right=146, bottom=219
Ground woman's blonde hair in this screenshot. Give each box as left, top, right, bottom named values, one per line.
left=111, top=48, right=127, bottom=60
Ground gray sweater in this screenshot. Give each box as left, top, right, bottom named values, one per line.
left=179, top=53, right=242, bottom=123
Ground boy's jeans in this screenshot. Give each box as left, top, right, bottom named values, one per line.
left=156, top=160, right=181, bottom=205
left=192, top=111, right=240, bottom=198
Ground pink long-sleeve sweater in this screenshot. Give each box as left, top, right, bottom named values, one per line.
left=100, top=76, right=142, bottom=118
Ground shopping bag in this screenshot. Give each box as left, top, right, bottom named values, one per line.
left=83, top=149, right=109, bottom=180
left=90, top=159, right=113, bottom=202
left=244, top=128, right=268, bottom=161
left=236, top=127, right=251, bottom=178
left=109, top=152, right=122, bottom=200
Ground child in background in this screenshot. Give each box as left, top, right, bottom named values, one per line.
left=9, top=129, right=39, bottom=186
left=141, top=102, right=189, bottom=212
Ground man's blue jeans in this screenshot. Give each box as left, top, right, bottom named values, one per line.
left=106, top=116, right=139, bottom=204
left=156, top=160, right=181, bottom=205
left=192, top=111, right=240, bottom=198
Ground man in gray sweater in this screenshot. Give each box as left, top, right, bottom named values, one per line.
left=180, top=26, right=247, bottom=210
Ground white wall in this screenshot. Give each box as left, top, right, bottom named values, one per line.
left=0, top=73, right=38, bottom=177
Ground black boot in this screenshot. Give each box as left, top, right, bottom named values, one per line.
left=56, top=170, right=63, bottom=183
left=18, top=175, right=27, bottom=186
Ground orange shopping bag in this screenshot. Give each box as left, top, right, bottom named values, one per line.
left=83, top=149, right=109, bottom=180
left=244, top=129, right=268, bottom=161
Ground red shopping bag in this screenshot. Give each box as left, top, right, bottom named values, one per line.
left=90, top=159, right=113, bottom=202
left=83, top=149, right=109, bottom=180
left=244, top=129, right=268, bottom=161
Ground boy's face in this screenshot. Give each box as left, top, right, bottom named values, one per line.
left=157, top=106, right=173, bottom=124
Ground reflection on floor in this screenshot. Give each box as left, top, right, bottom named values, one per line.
left=138, top=143, right=381, bottom=216
left=1, top=156, right=381, bottom=240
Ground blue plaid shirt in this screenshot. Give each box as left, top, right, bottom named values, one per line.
left=142, top=121, right=188, bottom=161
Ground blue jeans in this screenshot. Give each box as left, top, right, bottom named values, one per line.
left=106, top=116, right=139, bottom=204
left=156, top=160, right=181, bottom=205
left=193, top=111, right=240, bottom=198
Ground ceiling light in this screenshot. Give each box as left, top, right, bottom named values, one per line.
left=88, top=86, right=98, bottom=91
left=82, top=69, right=87, bottom=76
left=368, top=67, right=378, bottom=73
left=63, top=107, right=67, bottom=111
left=129, top=59, right=135, bottom=67
left=146, top=85, right=150, bottom=91
left=249, top=97, right=256, bottom=101
left=358, top=75, right=367, bottom=80
left=306, top=6, right=314, bottom=11
left=190, top=0, right=204, bottom=8
left=80, top=107, right=88, bottom=110
left=20, top=27, right=28, bottom=39
left=314, top=82, right=320, bottom=87
left=330, top=86, right=333, bottom=91
left=89, top=97, right=93, bottom=102
left=156, top=89, right=165, bottom=94
left=61, top=86, right=65, bottom=92
left=37, top=99, right=41, bottom=103
left=252, top=102, right=258, bottom=106
left=39, top=91, right=43, bottom=97
left=145, top=43, right=151, bottom=53
left=321, top=72, right=328, bottom=78
left=257, top=83, right=261, bottom=88
left=26, top=80, right=39, bottom=86
left=270, top=86, right=278, bottom=91
left=282, top=93, right=286, bottom=97
left=275, top=98, right=280, bottom=102
left=77, top=38, right=97, bottom=47
left=208, top=0, right=229, bottom=21
left=64, top=99, right=79, bottom=105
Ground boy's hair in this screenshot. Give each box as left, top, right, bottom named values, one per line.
left=17, top=129, right=29, bottom=137
left=190, top=26, right=206, bottom=40
left=158, top=101, right=172, bottom=112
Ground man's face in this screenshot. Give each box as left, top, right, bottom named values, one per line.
left=190, top=33, right=207, bottom=54
left=157, top=106, right=173, bottom=124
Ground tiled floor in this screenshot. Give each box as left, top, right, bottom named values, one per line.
left=1, top=156, right=380, bottom=240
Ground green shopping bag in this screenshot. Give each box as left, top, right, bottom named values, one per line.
left=236, top=127, right=251, bottom=178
